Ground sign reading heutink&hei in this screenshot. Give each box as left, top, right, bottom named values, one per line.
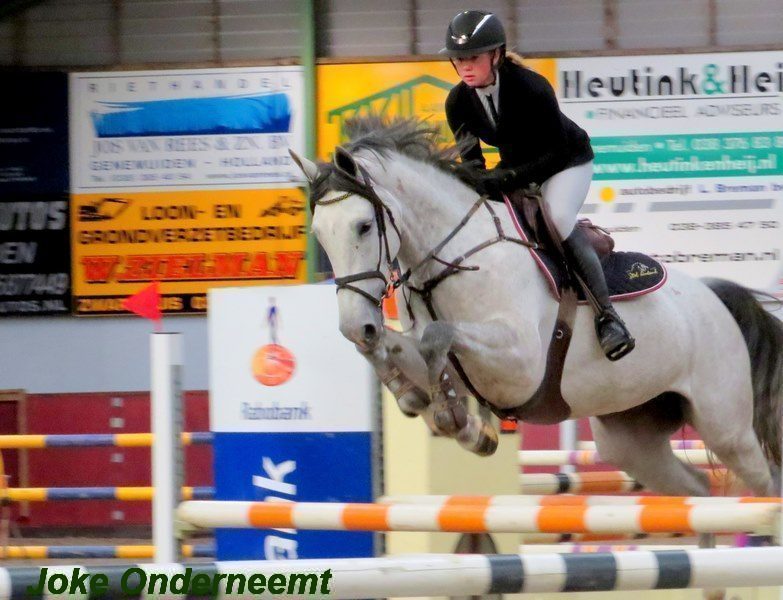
left=208, top=285, right=377, bottom=560
left=557, top=51, right=783, bottom=298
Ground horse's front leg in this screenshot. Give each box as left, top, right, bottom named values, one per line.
left=419, top=319, right=524, bottom=457
left=357, top=329, right=431, bottom=417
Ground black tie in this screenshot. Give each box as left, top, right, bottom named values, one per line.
left=486, top=94, right=499, bottom=127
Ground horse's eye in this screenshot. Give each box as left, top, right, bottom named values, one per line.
left=358, top=221, right=373, bottom=236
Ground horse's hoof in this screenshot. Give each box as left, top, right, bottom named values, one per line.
left=432, top=401, right=467, bottom=435
left=457, top=417, right=499, bottom=456
left=471, top=421, right=499, bottom=456
left=475, top=426, right=499, bottom=456
left=396, top=388, right=429, bottom=416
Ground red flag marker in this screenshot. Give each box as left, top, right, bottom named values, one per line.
left=122, top=281, right=162, bottom=331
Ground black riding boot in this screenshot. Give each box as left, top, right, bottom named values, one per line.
left=562, top=228, right=635, bottom=361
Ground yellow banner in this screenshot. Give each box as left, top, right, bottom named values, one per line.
left=71, top=188, right=307, bottom=315
left=316, top=59, right=556, bottom=164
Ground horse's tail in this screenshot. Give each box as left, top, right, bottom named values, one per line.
left=704, top=278, right=783, bottom=466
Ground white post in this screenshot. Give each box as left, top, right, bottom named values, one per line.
left=151, top=332, right=183, bottom=564
left=559, top=419, right=578, bottom=474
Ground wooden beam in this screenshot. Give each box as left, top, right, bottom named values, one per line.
left=111, top=0, right=122, bottom=65
left=505, top=0, right=518, bottom=51
left=211, top=0, right=222, bottom=65
left=708, top=0, right=718, bottom=46
left=603, top=0, right=618, bottom=50
left=408, top=0, right=418, bottom=56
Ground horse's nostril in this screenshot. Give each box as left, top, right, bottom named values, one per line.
left=363, top=324, right=378, bottom=342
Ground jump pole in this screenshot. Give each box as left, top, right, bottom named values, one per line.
left=519, top=449, right=717, bottom=467
left=151, top=332, right=184, bottom=564
left=4, top=548, right=783, bottom=597
left=177, top=500, right=781, bottom=535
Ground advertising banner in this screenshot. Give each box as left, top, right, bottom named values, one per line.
left=71, top=188, right=307, bottom=315
left=69, top=66, right=309, bottom=314
left=316, top=59, right=556, bottom=163
left=209, top=285, right=376, bottom=560
left=0, top=72, right=71, bottom=316
left=69, top=67, right=305, bottom=191
left=556, top=51, right=783, bottom=295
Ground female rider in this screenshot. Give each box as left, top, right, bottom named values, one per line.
left=442, top=10, right=635, bottom=361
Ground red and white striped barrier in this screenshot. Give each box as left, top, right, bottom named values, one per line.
left=519, top=543, right=730, bottom=554
left=520, top=532, right=699, bottom=543
left=578, top=440, right=707, bottom=451
left=380, top=494, right=781, bottom=507
left=518, top=470, right=735, bottom=495
left=519, top=449, right=717, bottom=467
left=177, top=500, right=780, bottom=535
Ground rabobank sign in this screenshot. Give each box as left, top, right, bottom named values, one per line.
left=241, top=402, right=312, bottom=421
left=208, top=285, right=377, bottom=560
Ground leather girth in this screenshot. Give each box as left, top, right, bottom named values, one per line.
left=440, top=190, right=576, bottom=425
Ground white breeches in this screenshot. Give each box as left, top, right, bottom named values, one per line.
left=540, top=160, right=594, bottom=239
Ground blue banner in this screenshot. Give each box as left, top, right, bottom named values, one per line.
left=213, top=431, right=375, bottom=560
left=91, top=93, right=291, bottom=138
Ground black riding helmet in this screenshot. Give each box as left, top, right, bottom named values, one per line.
left=440, top=10, right=506, bottom=58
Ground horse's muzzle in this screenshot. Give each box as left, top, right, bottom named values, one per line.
left=361, top=323, right=381, bottom=348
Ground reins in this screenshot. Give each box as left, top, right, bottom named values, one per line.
left=313, top=171, right=536, bottom=414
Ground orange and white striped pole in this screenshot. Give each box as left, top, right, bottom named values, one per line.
left=177, top=500, right=780, bottom=535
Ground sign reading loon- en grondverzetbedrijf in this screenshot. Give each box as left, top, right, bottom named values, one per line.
left=71, top=189, right=307, bottom=315
left=557, top=51, right=783, bottom=297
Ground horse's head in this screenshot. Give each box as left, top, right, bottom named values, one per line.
left=291, top=146, right=401, bottom=351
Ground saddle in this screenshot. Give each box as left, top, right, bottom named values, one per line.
left=506, top=189, right=666, bottom=303
left=494, top=188, right=666, bottom=425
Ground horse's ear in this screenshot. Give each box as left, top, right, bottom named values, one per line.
left=289, top=148, right=319, bottom=183
left=333, top=146, right=363, bottom=182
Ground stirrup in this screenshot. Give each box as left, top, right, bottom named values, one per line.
left=595, top=311, right=635, bottom=361
left=604, top=337, right=635, bottom=361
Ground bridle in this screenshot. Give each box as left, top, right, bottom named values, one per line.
left=313, top=165, right=535, bottom=318
left=313, top=165, right=402, bottom=308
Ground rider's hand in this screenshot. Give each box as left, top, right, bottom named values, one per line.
left=475, top=168, right=517, bottom=199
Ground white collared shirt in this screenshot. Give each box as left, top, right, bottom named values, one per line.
left=475, top=71, right=500, bottom=127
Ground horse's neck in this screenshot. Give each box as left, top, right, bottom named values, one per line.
left=373, top=156, right=499, bottom=282
left=370, top=153, right=554, bottom=328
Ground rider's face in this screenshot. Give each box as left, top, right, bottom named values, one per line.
left=453, top=51, right=497, bottom=88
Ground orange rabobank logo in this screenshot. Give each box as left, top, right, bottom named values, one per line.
left=251, top=296, right=296, bottom=386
